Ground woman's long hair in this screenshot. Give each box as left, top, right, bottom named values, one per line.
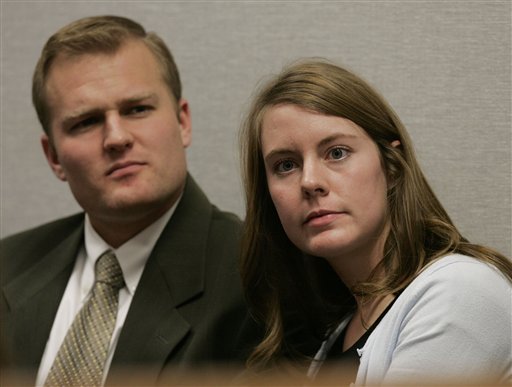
left=239, top=59, right=512, bottom=368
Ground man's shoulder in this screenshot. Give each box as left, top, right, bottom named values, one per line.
left=0, top=213, right=84, bottom=287
left=210, top=206, right=242, bottom=230
left=1, top=213, right=84, bottom=247
left=0, top=213, right=84, bottom=275
left=180, top=174, right=242, bottom=235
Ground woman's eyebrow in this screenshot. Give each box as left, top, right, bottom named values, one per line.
left=317, top=133, right=358, bottom=148
left=264, top=148, right=294, bottom=164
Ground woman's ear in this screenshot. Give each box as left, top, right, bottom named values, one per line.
left=385, top=140, right=402, bottom=189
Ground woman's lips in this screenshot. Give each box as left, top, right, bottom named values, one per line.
left=304, top=210, right=345, bottom=226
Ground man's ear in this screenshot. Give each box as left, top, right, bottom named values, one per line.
left=41, top=134, right=67, bottom=181
left=177, top=99, right=192, bottom=148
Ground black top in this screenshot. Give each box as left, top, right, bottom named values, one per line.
left=317, top=295, right=400, bottom=383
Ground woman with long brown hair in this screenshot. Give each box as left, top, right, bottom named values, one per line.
left=239, top=59, right=511, bottom=385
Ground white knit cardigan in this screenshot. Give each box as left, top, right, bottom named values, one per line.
left=309, top=254, right=512, bottom=385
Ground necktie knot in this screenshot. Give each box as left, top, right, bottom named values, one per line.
left=95, top=251, right=125, bottom=290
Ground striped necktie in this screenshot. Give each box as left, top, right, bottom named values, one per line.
left=45, top=250, right=125, bottom=387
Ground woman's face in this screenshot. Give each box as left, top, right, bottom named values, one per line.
left=261, top=104, right=390, bottom=265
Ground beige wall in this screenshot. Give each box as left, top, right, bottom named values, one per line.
left=1, top=1, right=510, bottom=256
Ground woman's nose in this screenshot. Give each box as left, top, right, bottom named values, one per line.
left=301, top=160, right=329, bottom=198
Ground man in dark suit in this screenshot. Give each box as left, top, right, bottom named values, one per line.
left=0, top=15, right=257, bottom=386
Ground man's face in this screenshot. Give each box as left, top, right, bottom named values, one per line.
left=42, top=39, right=191, bottom=233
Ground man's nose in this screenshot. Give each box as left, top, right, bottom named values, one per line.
left=103, top=114, right=134, bottom=152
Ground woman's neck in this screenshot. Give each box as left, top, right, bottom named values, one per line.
left=327, top=222, right=390, bottom=289
left=342, top=293, right=396, bottom=351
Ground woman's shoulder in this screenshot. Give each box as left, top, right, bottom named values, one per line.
left=415, top=253, right=509, bottom=290
left=393, top=253, right=511, bottom=322
left=361, top=256, right=511, bottom=385
left=358, top=253, right=511, bottom=385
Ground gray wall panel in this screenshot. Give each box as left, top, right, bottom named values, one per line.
left=1, top=1, right=510, bottom=256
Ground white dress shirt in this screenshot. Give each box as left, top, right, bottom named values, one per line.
left=35, top=201, right=179, bottom=387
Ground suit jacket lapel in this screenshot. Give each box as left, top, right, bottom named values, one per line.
left=110, top=176, right=212, bottom=384
left=2, top=222, right=83, bottom=372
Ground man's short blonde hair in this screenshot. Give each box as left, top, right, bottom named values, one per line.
left=32, top=15, right=182, bottom=136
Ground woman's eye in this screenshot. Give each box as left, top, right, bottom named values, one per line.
left=329, top=147, right=348, bottom=160
left=275, top=159, right=296, bottom=173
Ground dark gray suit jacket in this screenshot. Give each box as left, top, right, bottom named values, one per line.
left=0, top=175, right=259, bottom=385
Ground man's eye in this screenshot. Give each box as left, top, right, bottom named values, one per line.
left=127, top=105, right=151, bottom=115
left=329, top=147, right=349, bottom=160
left=70, top=117, right=100, bottom=132
left=275, top=159, right=296, bottom=173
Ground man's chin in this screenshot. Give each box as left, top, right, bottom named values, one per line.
left=100, top=196, right=174, bottom=220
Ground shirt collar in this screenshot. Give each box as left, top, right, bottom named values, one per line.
left=84, top=197, right=181, bottom=295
